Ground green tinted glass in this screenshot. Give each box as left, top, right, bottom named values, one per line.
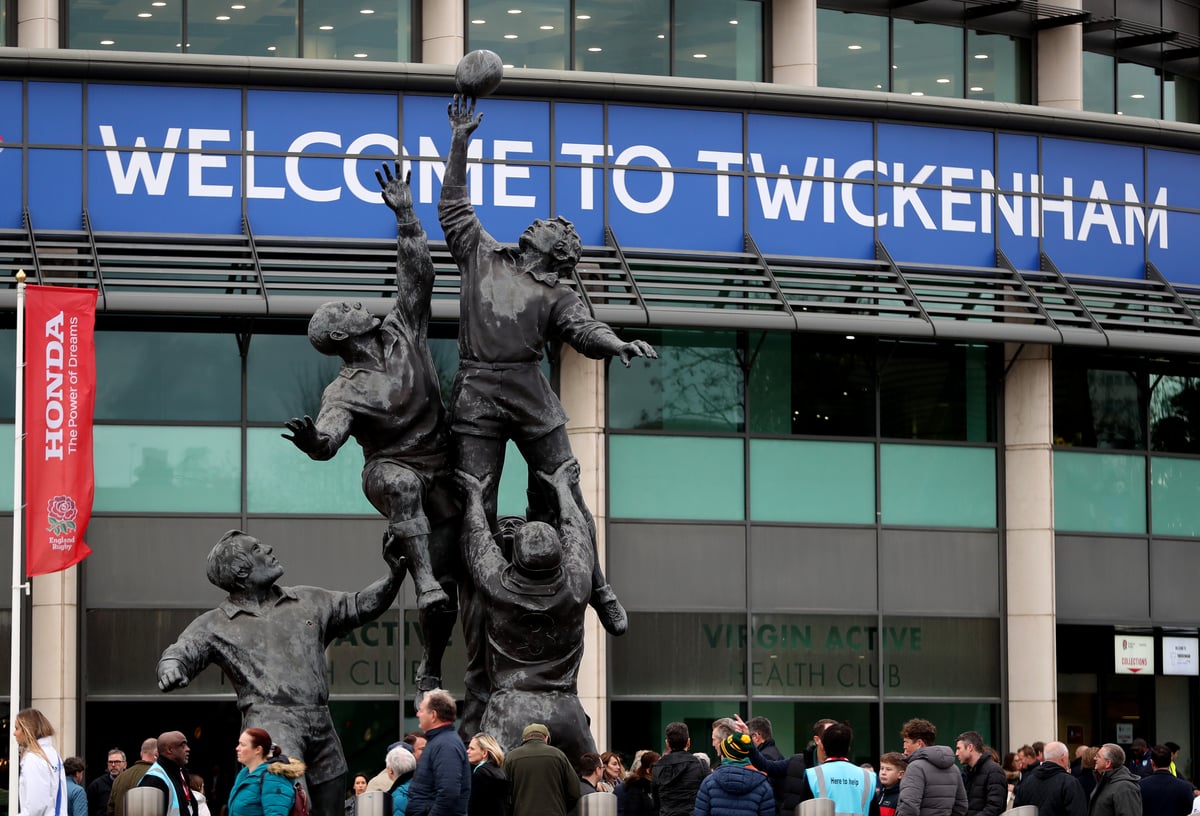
left=94, top=426, right=241, bottom=512
left=246, top=427, right=374, bottom=514
left=749, top=439, right=874, bottom=523
left=95, top=331, right=240, bottom=422
left=880, top=444, right=996, bottom=527
left=0, top=424, right=11, bottom=511
left=609, top=435, right=744, bottom=520
left=1053, top=450, right=1145, bottom=534
left=1151, top=456, right=1200, bottom=537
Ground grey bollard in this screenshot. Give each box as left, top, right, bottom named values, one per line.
left=1009, top=807, right=1038, bottom=816
left=795, top=799, right=834, bottom=816
left=579, top=791, right=617, bottom=816
left=357, top=791, right=390, bottom=816
left=123, top=787, right=164, bottom=816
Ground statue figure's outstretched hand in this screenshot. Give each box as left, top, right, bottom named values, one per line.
left=617, top=339, right=658, bottom=367
left=375, top=162, right=413, bottom=215
left=454, top=469, right=492, bottom=497
left=282, top=415, right=322, bottom=452
left=381, top=531, right=408, bottom=577
left=537, top=458, right=581, bottom=488
left=158, top=661, right=190, bottom=692
left=447, top=94, right=483, bottom=137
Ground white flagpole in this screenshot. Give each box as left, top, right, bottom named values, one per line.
left=9, top=270, right=27, bottom=816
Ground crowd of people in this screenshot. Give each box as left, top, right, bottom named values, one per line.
left=24, top=702, right=1200, bottom=816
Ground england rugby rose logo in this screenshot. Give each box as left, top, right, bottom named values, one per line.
left=47, top=495, right=78, bottom=535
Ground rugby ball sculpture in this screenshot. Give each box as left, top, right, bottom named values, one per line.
left=456, top=49, right=504, bottom=98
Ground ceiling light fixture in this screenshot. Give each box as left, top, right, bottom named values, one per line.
left=267, top=45, right=277, bottom=51
left=231, top=3, right=246, bottom=8
left=507, top=8, right=522, bottom=13
left=471, top=18, right=486, bottom=24
left=319, top=24, right=333, bottom=29
left=540, top=24, right=554, bottom=29
left=911, top=91, right=924, bottom=96
left=354, top=52, right=368, bottom=57
left=970, top=86, right=984, bottom=92
left=656, top=33, right=665, bottom=38
left=847, top=44, right=862, bottom=50
left=216, top=15, right=230, bottom=20
left=576, top=14, right=591, bottom=19
left=100, top=39, right=115, bottom=44
left=729, top=19, right=738, bottom=24
left=138, top=12, right=152, bottom=17
left=974, top=53, right=989, bottom=59
left=693, top=53, right=707, bottom=58
left=587, top=46, right=602, bottom=51
left=936, top=77, right=950, bottom=83
left=504, top=33, right=519, bottom=38
left=360, top=8, right=375, bottom=14
left=1131, top=93, right=1145, bottom=99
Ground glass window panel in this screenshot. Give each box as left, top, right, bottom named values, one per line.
left=187, top=0, right=298, bottom=57
left=749, top=334, right=875, bottom=437
left=1150, top=374, right=1200, bottom=453
left=609, top=435, right=744, bottom=520
left=574, top=1, right=668, bottom=75
left=611, top=701, right=766, bottom=769
left=608, top=330, right=744, bottom=432
left=1053, top=450, right=1146, bottom=533
left=892, top=19, right=962, bottom=100
left=0, top=329, right=14, bottom=420
left=1083, top=51, right=1116, bottom=114
left=1117, top=61, right=1161, bottom=118
left=880, top=444, right=996, bottom=527
left=246, top=426, right=374, bottom=514
left=1164, top=73, right=1200, bottom=124
left=303, top=0, right=410, bottom=61
left=750, top=439, right=875, bottom=523
left=748, top=613, right=881, bottom=699
left=68, top=0, right=182, bottom=52
left=95, top=331, right=240, bottom=422
left=1053, top=357, right=1143, bottom=449
left=610, top=612, right=748, bottom=696
left=879, top=343, right=994, bottom=442
left=467, top=0, right=568, bottom=70
left=94, top=425, right=241, bottom=512
left=674, top=0, right=763, bottom=81
left=1151, top=456, right=1200, bottom=537
left=818, top=10, right=889, bottom=92
left=0, top=424, right=12, bottom=511
left=967, top=31, right=1030, bottom=104
left=882, top=616, right=1000, bottom=697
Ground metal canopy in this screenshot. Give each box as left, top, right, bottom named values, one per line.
left=4, top=211, right=1200, bottom=355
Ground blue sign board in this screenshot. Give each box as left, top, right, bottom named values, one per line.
left=5, top=79, right=1197, bottom=283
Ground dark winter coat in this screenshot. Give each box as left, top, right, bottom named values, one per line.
left=694, top=763, right=774, bottom=816
left=746, top=741, right=806, bottom=816
left=1089, top=765, right=1143, bottom=816
left=651, top=751, right=705, bottom=816
left=1138, top=769, right=1191, bottom=816
left=964, top=753, right=1008, bottom=816
left=624, top=778, right=656, bottom=816
left=1011, top=761, right=1087, bottom=816
left=468, top=762, right=508, bottom=816
left=895, top=746, right=967, bottom=816
left=407, top=724, right=471, bottom=816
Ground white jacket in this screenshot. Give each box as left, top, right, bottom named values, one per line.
left=19, top=737, right=67, bottom=816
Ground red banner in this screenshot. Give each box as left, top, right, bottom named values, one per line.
left=24, top=285, right=97, bottom=577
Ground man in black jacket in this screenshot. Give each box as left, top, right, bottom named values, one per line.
left=1138, top=744, right=1194, bottom=816
left=1012, top=741, right=1087, bottom=816
left=955, top=731, right=1007, bottom=816
left=653, top=722, right=707, bottom=816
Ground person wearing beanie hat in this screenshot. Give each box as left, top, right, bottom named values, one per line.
left=695, top=731, right=775, bottom=816
left=721, top=735, right=753, bottom=763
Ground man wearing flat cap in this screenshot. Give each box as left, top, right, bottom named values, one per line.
left=505, top=724, right=581, bottom=816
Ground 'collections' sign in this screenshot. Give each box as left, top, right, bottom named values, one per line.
left=1115, top=635, right=1155, bottom=675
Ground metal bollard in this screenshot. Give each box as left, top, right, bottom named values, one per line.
left=123, top=787, right=164, bottom=816
left=795, top=799, right=834, bottom=816
left=579, top=791, right=617, bottom=816
left=1009, top=807, right=1038, bottom=816
left=357, top=790, right=391, bottom=816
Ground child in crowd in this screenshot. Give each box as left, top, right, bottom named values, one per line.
left=876, top=752, right=907, bottom=816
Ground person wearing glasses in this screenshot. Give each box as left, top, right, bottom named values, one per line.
left=88, top=749, right=127, bottom=816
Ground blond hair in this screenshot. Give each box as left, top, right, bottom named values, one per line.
left=15, top=709, right=56, bottom=765
left=471, top=733, right=505, bottom=767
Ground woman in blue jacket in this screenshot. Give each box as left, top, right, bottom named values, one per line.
left=227, top=728, right=306, bottom=816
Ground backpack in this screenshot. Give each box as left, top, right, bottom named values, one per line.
left=289, top=781, right=309, bottom=816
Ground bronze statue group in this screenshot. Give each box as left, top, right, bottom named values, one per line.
left=155, top=95, right=657, bottom=816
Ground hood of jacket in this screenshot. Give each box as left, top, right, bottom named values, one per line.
left=267, top=757, right=307, bottom=780
left=1099, top=764, right=1140, bottom=788
left=655, top=751, right=701, bottom=784
left=713, top=764, right=770, bottom=795
left=909, top=745, right=957, bottom=770
left=1032, top=762, right=1068, bottom=781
